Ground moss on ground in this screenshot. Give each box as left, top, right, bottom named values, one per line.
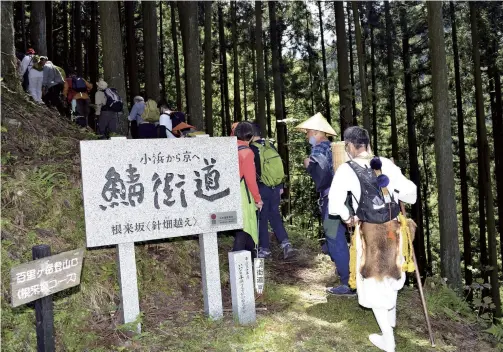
left=1, top=86, right=498, bottom=351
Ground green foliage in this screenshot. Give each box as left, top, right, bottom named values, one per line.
left=485, top=320, right=503, bottom=351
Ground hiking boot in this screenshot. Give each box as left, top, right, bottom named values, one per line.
left=326, top=285, right=356, bottom=296
left=257, top=248, right=271, bottom=259
left=282, top=243, right=296, bottom=260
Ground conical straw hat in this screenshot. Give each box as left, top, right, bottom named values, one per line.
left=295, top=112, right=337, bottom=136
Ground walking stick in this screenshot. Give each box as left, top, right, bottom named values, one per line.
left=400, top=202, right=435, bottom=347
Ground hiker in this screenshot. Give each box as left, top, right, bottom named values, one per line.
left=95, top=79, right=123, bottom=138
left=63, top=70, right=93, bottom=127
left=249, top=123, right=295, bottom=259
left=136, top=98, right=159, bottom=138
left=158, top=101, right=177, bottom=138
left=42, top=60, right=65, bottom=112
left=19, top=48, right=36, bottom=91
left=26, top=55, right=47, bottom=104
left=231, top=122, right=263, bottom=253
left=128, top=96, right=145, bottom=139
left=329, top=126, right=417, bottom=352
left=295, top=112, right=353, bottom=296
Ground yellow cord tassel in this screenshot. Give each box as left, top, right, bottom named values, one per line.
left=349, top=229, right=358, bottom=290
left=399, top=213, right=415, bottom=272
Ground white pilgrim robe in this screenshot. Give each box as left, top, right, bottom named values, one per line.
left=328, top=153, right=417, bottom=309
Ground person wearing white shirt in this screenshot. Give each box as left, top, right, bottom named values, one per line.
left=19, top=48, right=36, bottom=91
left=158, top=102, right=176, bottom=139
left=328, top=126, right=417, bottom=352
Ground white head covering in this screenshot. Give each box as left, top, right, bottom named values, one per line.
left=295, top=112, right=337, bottom=136
left=97, top=79, right=108, bottom=90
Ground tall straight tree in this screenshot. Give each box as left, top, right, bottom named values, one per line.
left=18, top=1, right=27, bottom=52
left=143, top=1, right=160, bottom=101
left=449, top=1, right=471, bottom=289
left=178, top=1, right=204, bottom=131
left=351, top=2, right=370, bottom=132
left=2, top=1, right=20, bottom=92
left=88, top=2, right=99, bottom=97
left=255, top=1, right=266, bottom=135
left=74, top=1, right=82, bottom=75
left=45, top=1, right=52, bottom=60
left=269, top=1, right=288, bottom=180
left=470, top=2, right=501, bottom=317
left=306, top=8, right=315, bottom=115
left=264, top=31, right=272, bottom=137
left=369, top=3, right=377, bottom=154
left=125, top=1, right=140, bottom=104
left=231, top=1, right=242, bottom=122
left=30, top=1, right=47, bottom=55
left=334, top=2, right=353, bottom=135
left=159, top=1, right=166, bottom=99
left=385, top=2, right=398, bottom=161
left=170, top=2, right=182, bottom=110
left=204, top=1, right=213, bottom=136
left=400, top=5, right=426, bottom=276
left=346, top=4, right=357, bottom=125
left=426, top=1, right=461, bottom=290
left=317, top=1, right=331, bottom=124
left=488, top=7, right=503, bottom=272
left=63, top=1, right=69, bottom=69
left=218, top=4, right=231, bottom=135
left=99, top=1, right=129, bottom=135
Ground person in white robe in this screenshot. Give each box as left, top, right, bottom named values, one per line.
left=328, top=126, right=417, bottom=352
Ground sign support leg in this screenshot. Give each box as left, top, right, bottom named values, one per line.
left=32, top=245, right=55, bottom=352
left=117, top=242, right=141, bottom=333
left=199, top=232, right=223, bottom=320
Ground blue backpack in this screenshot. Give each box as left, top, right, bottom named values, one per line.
left=72, top=76, right=87, bottom=92
left=171, top=111, right=186, bottom=129
left=103, top=88, right=124, bottom=112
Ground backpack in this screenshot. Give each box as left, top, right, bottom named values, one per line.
left=141, top=100, right=160, bottom=123
left=72, top=76, right=87, bottom=92
left=103, top=88, right=124, bottom=112
left=346, top=161, right=400, bottom=224
left=251, top=140, right=285, bottom=187
left=170, top=111, right=186, bottom=129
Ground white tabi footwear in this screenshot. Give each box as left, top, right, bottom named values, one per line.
left=369, top=332, right=395, bottom=352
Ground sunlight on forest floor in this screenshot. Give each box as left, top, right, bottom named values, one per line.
left=0, top=87, right=498, bottom=351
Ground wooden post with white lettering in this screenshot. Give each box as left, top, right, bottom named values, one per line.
left=32, top=245, right=55, bottom=352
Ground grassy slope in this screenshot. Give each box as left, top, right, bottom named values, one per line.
left=1, top=86, right=498, bottom=351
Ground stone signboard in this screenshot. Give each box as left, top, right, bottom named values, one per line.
left=80, top=137, right=243, bottom=247
left=229, top=250, right=256, bottom=325
left=11, top=248, right=85, bottom=307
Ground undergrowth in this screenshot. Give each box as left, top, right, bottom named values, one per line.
left=1, top=86, right=499, bottom=351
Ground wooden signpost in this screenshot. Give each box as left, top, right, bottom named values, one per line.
left=10, top=246, right=85, bottom=351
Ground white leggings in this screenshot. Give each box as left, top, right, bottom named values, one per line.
left=28, top=76, right=43, bottom=102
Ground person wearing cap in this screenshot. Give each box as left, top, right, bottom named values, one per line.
left=328, top=126, right=417, bottom=352
left=295, top=112, right=353, bottom=296
left=19, top=48, right=36, bottom=91
left=232, top=121, right=263, bottom=253
left=249, top=122, right=295, bottom=260
left=42, top=60, right=65, bottom=112
left=94, top=79, right=119, bottom=138
left=27, top=56, right=48, bottom=104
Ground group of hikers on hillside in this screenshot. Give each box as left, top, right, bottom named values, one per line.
left=19, top=47, right=417, bottom=352
left=17, top=48, right=194, bottom=140
left=232, top=115, right=417, bottom=352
